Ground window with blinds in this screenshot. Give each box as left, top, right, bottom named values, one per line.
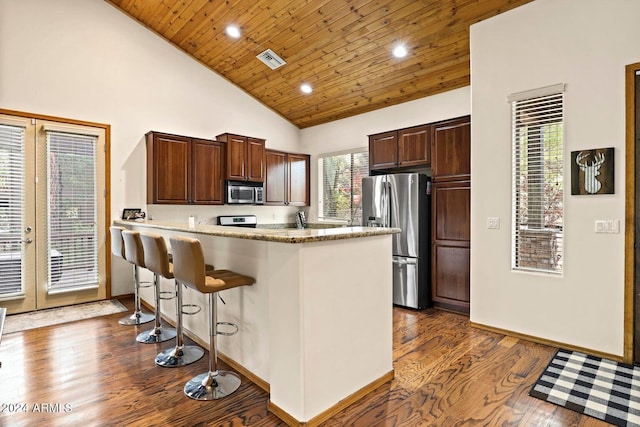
left=318, top=150, right=369, bottom=225
left=0, top=124, right=25, bottom=296
left=510, top=85, right=564, bottom=274
left=46, top=131, right=99, bottom=292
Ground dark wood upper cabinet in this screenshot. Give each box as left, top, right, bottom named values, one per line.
left=432, top=116, right=471, bottom=181
left=146, top=132, right=190, bottom=204
left=146, top=132, right=224, bottom=205
left=191, top=138, right=225, bottom=205
left=223, top=134, right=247, bottom=180
left=265, top=150, right=287, bottom=205
left=216, top=133, right=265, bottom=182
left=247, top=137, right=266, bottom=182
left=265, top=149, right=310, bottom=206
left=369, top=131, right=398, bottom=170
left=287, top=153, right=310, bottom=206
left=369, top=125, right=431, bottom=171
left=398, top=125, right=431, bottom=167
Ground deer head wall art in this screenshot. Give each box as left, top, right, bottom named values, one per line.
left=570, top=148, right=614, bottom=195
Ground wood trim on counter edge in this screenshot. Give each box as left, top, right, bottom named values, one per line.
left=470, top=321, right=623, bottom=363
left=267, top=370, right=395, bottom=427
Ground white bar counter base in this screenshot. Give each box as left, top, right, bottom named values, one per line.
left=115, top=219, right=398, bottom=425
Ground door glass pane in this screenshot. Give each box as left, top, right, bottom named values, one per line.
left=0, top=124, right=25, bottom=297
left=46, top=131, right=98, bottom=292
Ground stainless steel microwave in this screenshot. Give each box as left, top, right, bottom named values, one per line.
left=226, top=181, right=264, bottom=205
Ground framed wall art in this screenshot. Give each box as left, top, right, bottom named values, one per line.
left=570, top=147, right=614, bottom=195
left=121, top=208, right=143, bottom=220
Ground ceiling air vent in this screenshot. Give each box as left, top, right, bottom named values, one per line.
left=257, top=49, right=286, bottom=70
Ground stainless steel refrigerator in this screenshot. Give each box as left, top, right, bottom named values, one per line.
left=362, top=173, right=431, bottom=309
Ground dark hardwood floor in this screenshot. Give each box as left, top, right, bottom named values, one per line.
left=0, top=298, right=608, bottom=426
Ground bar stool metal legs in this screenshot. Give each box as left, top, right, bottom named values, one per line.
left=136, top=272, right=177, bottom=343
left=155, top=280, right=204, bottom=367
left=184, top=292, right=240, bottom=400
left=118, top=264, right=154, bottom=326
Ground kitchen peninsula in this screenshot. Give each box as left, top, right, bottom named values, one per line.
left=114, top=219, right=398, bottom=425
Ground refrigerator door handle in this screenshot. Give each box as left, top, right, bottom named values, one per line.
left=392, top=257, right=417, bottom=266
left=381, top=181, right=387, bottom=226
left=384, top=181, right=391, bottom=227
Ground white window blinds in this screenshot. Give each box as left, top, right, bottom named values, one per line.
left=0, top=124, right=25, bottom=296
left=46, top=131, right=99, bottom=292
left=511, top=88, right=564, bottom=274
left=318, top=150, right=369, bottom=224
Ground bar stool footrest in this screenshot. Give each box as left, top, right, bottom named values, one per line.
left=181, top=304, right=201, bottom=316
left=139, top=280, right=154, bottom=289
left=216, top=321, right=239, bottom=336
left=159, top=291, right=175, bottom=300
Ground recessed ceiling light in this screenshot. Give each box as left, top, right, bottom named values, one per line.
left=300, top=83, right=313, bottom=94
left=225, top=25, right=241, bottom=39
left=392, top=44, right=408, bottom=58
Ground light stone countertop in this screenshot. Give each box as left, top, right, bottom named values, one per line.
left=114, top=219, right=400, bottom=244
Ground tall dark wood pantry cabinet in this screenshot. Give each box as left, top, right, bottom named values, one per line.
left=431, top=116, right=471, bottom=313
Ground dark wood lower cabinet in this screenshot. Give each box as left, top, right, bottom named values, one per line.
left=432, top=180, right=470, bottom=313
left=433, top=245, right=470, bottom=308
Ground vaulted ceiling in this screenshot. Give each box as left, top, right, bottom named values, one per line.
left=106, top=0, right=533, bottom=129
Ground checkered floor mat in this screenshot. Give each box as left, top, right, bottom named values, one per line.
left=530, top=349, right=640, bottom=426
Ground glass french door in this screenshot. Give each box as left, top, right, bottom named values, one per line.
left=0, top=114, right=107, bottom=314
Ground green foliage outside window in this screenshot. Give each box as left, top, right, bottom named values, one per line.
left=320, top=151, right=369, bottom=224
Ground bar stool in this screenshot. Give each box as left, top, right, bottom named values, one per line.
left=169, top=235, right=255, bottom=400
left=136, top=232, right=177, bottom=344
left=110, top=226, right=153, bottom=326
left=153, top=239, right=206, bottom=369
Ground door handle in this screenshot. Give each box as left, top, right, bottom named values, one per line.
left=21, top=238, right=33, bottom=244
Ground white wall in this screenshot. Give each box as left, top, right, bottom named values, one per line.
left=0, top=0, right=301, bottom=295
left=300, top=86, right=471, bottom=221
left=471, top=0, right=640, bottom=356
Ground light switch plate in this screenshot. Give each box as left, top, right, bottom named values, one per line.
left=487, top=217, right=500, bottom=229
left=595, top=219, right=619, bottom=234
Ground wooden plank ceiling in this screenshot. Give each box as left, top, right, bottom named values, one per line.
left=106, top=0, right=533, bottom=129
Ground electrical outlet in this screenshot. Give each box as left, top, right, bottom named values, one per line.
left=487, top=217, right=500, bottom=230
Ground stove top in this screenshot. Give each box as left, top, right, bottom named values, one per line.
left=216, top=215, right=258, bottom=228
